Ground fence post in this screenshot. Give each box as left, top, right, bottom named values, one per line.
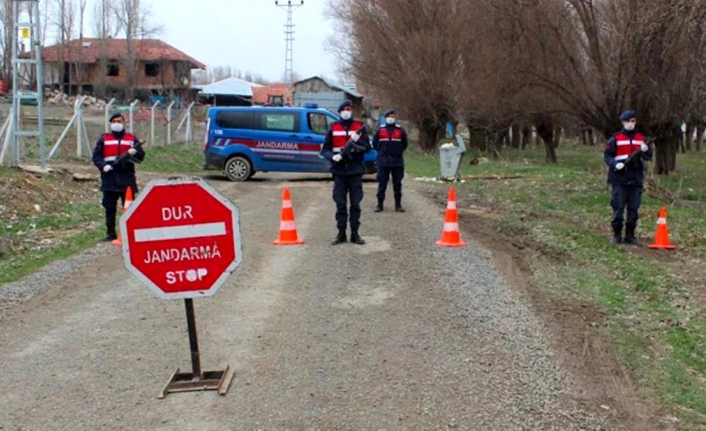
left=0, top=115, right=12, bottom=165
left=76, top=97, right=85, bottom=158
left=167, top=100, right=175, bottom=145
left=104, top=98, right=115, bottom=132
left=129, top=99, right=139, bottom=133
left=49, top=98, right=80, bottom=159
left=150, top=100, right=160, bottom=146
left=185, top=102, right=195, bottom=141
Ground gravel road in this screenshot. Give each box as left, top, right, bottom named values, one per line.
left=0, top=173, right=618, bottom=430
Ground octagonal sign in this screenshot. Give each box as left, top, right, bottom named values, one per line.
left=120, top=177, right=242, bottom=300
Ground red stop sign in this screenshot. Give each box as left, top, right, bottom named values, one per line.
left=120, top=178, right=242, bottom=300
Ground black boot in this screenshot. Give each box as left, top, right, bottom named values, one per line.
left=350, top=231, right=365, bottom=245
left=611, top=226, right=622, bottom=244
left=375, top=199, right=383, bottom=213
left=395, top=196, right=405, bottom=212
left=102, top=223, right=117, bottom=242
left=624, top=224, right=639, bottom=245
left=331, top=230, right=347, bottom=245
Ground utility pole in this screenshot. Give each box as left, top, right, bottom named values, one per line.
left=275, top=0, right=303, bottom=84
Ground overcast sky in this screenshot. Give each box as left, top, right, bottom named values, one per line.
left=79, top=0, right=341, bottom=83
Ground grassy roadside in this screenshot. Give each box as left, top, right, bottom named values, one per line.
left=406, top=142, right=706, bottom=429
left=0, top=167, right=103, bottom=284
left=139, top=141, right=205, bottom=173
left=0, top=141, right=205, bottom=287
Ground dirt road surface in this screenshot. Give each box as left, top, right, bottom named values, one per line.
left=0, top=174, right=620, bottom=430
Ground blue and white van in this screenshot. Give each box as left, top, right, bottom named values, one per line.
left=203, top=105, right=378, bottom=181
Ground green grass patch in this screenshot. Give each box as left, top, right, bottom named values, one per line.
left=0, top=225, right=103, bottom=284
left=139, top=141, right=204, bottom=173
left=406, top=141, right=706, bottom=429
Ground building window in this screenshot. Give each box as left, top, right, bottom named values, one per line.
left=144, top=63, right=160, bottom=77
left=107, top=62, right=119, bottom=77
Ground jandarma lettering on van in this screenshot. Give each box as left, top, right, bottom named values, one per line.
left=255, top=141, right=299, bottom=150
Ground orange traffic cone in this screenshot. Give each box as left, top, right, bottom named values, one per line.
left=436, top=187, right=466, bottom=247
left=272, top=187, right=305, bottom=245
left=649, top=207, right=675, bottom=250
left=112, top=187, right=134, bottom=246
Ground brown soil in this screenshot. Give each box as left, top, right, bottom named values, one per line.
left=0, top=166, right=102, bottom=256
left=0, top=166, right=99, bottom=219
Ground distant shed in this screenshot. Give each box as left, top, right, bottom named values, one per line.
left=194, top=77, right=256, bottom=106
left=292, top=76, right=365, bottom=117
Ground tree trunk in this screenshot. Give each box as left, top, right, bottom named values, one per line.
left=492, top=131, right=504, bottom=159
left=552, top=126, right=562, bottom=148
left=536, top=116, right=558, bottom=164
left=685, top=123, right=694, bottom=152
left=511, top=124, right=521, bottom=148
left=417, top=119, right=443, bottom=152
left=521, top=124, right=531, bottom=149
left=653, top=122, right=680, bottom=175
left=467, top=125, right=491, bottom=155
left=696, top=123, right=705, bottom=151
left=588, top=128, right=595, bottom=146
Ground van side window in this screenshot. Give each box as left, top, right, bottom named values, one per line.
left=253, top=112, right=299, bottom=132
left=308, top=113, right=334, bottom=135
left=215, top=111, right=252, bottom=129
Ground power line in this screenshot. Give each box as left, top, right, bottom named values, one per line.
left=275, top=0, right=303, bottom=84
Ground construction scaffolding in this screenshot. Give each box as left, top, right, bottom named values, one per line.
left=8, top=0, right=45, bottom=168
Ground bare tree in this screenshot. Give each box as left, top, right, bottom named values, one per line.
left=327, top=0, right=469, bottom=151
left=51, top=0, right=76, bottom=93
left=502, top=0, right=706, bottom=173
left=0, top=0, right=14, bottom=84
left=92, top=0, right=114, bottom=38
left=71, top=0, right=88, bottom=94
left=327, top=0, right=706, bottom=171
left=110, top=0, right=163, bottom=100
left=91, top=0, right=117, bottom=97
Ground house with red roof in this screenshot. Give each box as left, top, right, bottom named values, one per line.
left=32, top=38, right=205, bottom=99
left=251, top=83, right=293, bottom=106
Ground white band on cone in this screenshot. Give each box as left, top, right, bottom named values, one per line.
left=657, top=217, right=666, bottom=225
left=282, top=200, right=292, bottom=208
left=443, top=222, right=459, bottom=231
left=280, top=220, right=297, bottom=230
left=447, top=201, right=457, bottom=209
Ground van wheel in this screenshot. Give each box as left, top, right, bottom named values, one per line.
left=224, top=156, right=252, bottom=181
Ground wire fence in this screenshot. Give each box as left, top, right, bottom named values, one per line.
left=0, top=101, right=207, bottom=166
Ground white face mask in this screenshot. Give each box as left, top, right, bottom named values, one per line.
left=340, top=111, right=352, bottom=121
left=111, top=122, right=124, bottom=133
left=623, top=122, right=635, bottom=131
left=385, top=117, right=396, bottom=125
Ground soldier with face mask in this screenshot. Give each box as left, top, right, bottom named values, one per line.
left=373, top=109, right=408, bottom=212
left=321, top=100, right=371, bottom=245
left=92, top=112, right=146, bottom=242
left=603, top=110, right=653, bottom=245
